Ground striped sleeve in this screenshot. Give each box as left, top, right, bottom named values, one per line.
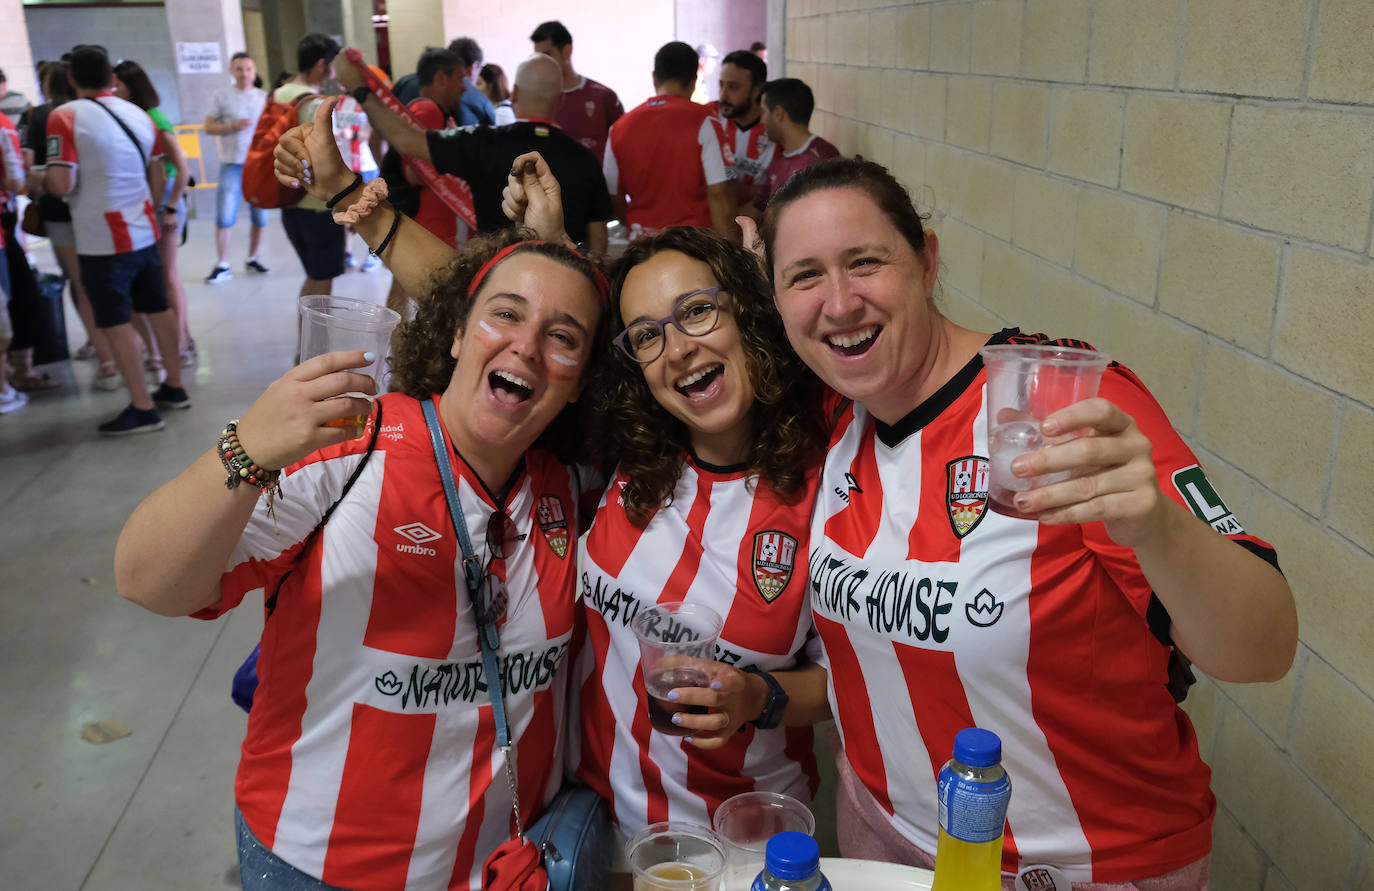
left=198, top=439, right=374, bottom=620
left=1080, top=363, right=1276, bottom=619
left=45, top=105, right=78, bottom=168
left=698, top=117, right=728, bottom=186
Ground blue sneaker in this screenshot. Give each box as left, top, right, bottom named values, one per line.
left=151, top=383, right=192, bottom=410
left=98, top=404, right=164, bottom=436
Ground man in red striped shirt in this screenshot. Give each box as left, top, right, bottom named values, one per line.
left=755, top=78, right=840, bottom=211
left=44, top=44, right=188, bottom=435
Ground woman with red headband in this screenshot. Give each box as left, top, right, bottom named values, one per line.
left=114, top=96, right=610, bottom=890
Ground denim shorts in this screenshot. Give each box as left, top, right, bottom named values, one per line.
left=217, top=162, right=270, bottom=230
left=235, top=808, right=349, bottom=891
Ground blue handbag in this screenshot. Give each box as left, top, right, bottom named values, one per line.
left=422, top=400, right=610, bottom=891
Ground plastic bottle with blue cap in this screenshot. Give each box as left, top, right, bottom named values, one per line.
left=750, top=831, right=832, bottom=891
left=931, top=726, right=1013, bottom=891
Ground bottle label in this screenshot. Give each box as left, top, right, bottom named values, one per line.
left=937, top=768, right=1012, bottom=844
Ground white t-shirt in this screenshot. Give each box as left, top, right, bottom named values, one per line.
left=207, top=85, right=267, bottom=165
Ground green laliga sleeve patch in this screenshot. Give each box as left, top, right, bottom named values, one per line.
left=1172, top=465, right=1245, bottom=535
left=46, top=134, right=61, bottom=158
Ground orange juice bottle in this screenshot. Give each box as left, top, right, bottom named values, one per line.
left=931, top=728, right=1012, bottom=891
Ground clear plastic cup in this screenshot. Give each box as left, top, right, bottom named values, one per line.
left=712, top=791, right=816, bottom=889
left=631, top=603, right=723, bottom=737
left=979, top=343, right=1111, bottom=519
left=297, top=295, right=401, bottom=433
left=627, top=822, right=726, bottom=891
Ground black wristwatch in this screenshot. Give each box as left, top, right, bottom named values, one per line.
left=744, top=666, right=788, bottom=730
left=351, top=85, right=371, bottom=106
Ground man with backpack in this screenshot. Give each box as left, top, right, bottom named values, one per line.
left=258, top=34, right=343, bottom=297
left=43, top=44, right=189, bottom=435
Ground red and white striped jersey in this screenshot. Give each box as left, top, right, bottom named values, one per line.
left=569, top=456, right=823, bottom=833
left=810, top=330, right=1277, bottom=883
left=205, top=394, right=581, bottom=891
left=706, top=104, right=776, bottom=186
left=43, top=95, right=163, bottom=255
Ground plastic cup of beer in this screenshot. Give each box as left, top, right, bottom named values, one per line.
left=979, top=343, right=1111, bottom=519
left=298, top=295, right=401, bottom=435
left=631, top=602, right=723, bottom=737
left=712, top=791, right=816, bottom=889
left=627, top=821, right=726, bottom=891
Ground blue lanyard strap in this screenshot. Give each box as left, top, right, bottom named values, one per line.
left=420, top=398, right=511, bottom=750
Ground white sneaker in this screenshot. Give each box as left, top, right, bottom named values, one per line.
left=94, top=368, right=122, bottom=391
left=0, top=386, right=29, bottom=414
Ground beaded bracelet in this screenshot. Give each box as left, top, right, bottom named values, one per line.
left=325, top=173, right=364, bottom=210
left=218, top=420, right=283, bottom=524
left=369, top=207, right=402, bottom=258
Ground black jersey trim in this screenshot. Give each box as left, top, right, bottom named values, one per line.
left=874, top=328, right=1020, bottom=448
left=1142, top=537, right=1279, bottom=649
left=686, top=447, right=748, bottom=477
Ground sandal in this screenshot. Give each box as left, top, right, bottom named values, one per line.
left=11, top=370, right=63, bottom=391
left=74, top=342, right=99, bottom=361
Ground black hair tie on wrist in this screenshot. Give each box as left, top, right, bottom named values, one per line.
left=370, top=208, right=402, bottom=258
left=326, top=172, right=364, bottom=210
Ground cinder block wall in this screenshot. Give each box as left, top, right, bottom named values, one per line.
left=783, top=1, right=1374, bottom=888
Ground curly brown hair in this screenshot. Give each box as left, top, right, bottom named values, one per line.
left=587, top=227, right=828, bottom=526
left=388, top=228, right=611, bottom=464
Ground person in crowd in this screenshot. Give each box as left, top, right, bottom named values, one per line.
left=204, top=51, right=269, bottom=284
left=750, top=41, right=768, bottom=63
left=339, top=51, right=611, bottom=255
left=603, top=42, right=732, bottom=241
left=754, top=78, right=839, bottom=211
left=477, top=63, right=514, bottom=125
left=116, top=257, right=604, bottom=888
left=529, top=20, right=623, bottom=162
left=113, top=60, right=193, bottom=371
left=748, top=158, right=1298, bottom=888
left=45, top=44, right=188, bottom=434
left=0, top=68, right=29, bottom=121
left=118, top=90, right=611, bottom=889
left=710, top=50, right=774, bottom=216
left=276, top=33, right=344, bottom=298
left=393, top=46, right=468, bottom=249
left=21, top=60, right=118, bottom=390
left=573, top=225, right=832, bottom=877
left=392, top=37, right=494, bottom=127
left=3, top=94, right=59, bottom=393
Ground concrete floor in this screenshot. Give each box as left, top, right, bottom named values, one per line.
left=0, top=199, right=838, bottom=890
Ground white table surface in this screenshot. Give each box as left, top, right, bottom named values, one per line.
left=817, top=857, right=935, bottom=889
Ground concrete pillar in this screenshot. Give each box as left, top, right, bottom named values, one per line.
left=165, top=0, right=248, bottom=124
left=0, top=0, right=39, bottom=108
left=262, top=0, right=307, bottom=84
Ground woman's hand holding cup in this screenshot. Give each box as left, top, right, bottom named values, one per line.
left=234, top=351, right=378, bottom=473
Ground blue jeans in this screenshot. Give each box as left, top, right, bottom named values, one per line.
left=217, top=163, right=270, bottom=230
left=235, top=808, right=349, bottom=891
